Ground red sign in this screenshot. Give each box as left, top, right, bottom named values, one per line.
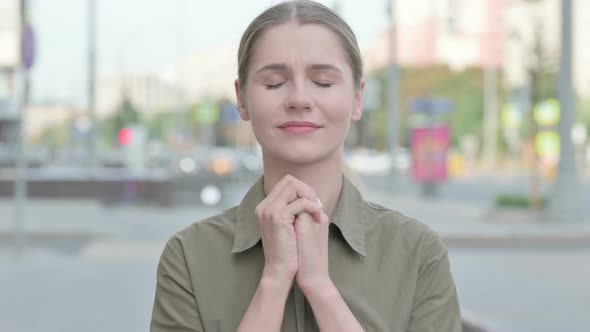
left=118, top=127, right=133, bottom=146
left=411, top=126, right=451, bottom=183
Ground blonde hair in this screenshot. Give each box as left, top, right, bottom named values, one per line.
left=237, top=0, right=363, bottom=90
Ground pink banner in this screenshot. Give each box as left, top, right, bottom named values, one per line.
left=411, top=126, right=451, bottom=183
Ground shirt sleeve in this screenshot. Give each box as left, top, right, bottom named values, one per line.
left=150, top=236, right=204, bottom=332
left=407, top=230, right=462, bottom=332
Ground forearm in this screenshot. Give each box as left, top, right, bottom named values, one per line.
left=237, top=275, right=292, bottom=332
left=303, top=280, right=364, bottom=332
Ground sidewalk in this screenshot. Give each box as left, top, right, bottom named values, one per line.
left=1, top=181, right=590, bottom=251
left=2, top=181, right=588, bottom=332
left=0, top=198, right=222, bottom=255
left=365, top=187, right=590, bottom=248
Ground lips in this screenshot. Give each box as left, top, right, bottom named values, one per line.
left=278, top=121, right=321, bottom=135
left=278, top=121, right=320, bottom=129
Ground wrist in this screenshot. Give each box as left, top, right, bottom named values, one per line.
left=260, top=269, right=294, bottom=294
left=298, top=277, right=336, bottom=299
left=238, top=270, right=294, bottom=331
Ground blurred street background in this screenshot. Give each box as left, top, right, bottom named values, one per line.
left=1, top=0, right=590, bottom=331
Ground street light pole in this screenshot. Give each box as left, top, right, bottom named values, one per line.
left=385, top=0, right=400, bottom=162
left=87, top=0, right=97, bottom=175
left=13, top=0, right=31, bottom=258
left=546, top=0, right=586, bottom=223
left=482, top=0, right=502, bottom=169
left=483, top=66, right=499, bottom=168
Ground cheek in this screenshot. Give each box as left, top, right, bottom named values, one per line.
left=316, top=93, right=355, bottom=124
left=246, top=89, right=282, bottom=122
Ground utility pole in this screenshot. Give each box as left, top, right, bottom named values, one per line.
left=546, top=0, right=586, bottom=223
left=87, top=0, right=97, bottom=175
left=483, top=67, right=499, bottom=167
left=13, top=0, right=32, bottom=258
left=175, top=0, right=188, bottom=145
left=385, top=0, right=400, bottom=162
left=482, top=0, right=501, bottom=169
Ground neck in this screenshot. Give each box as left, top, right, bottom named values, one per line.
left=262, top=152, right=343, bottom=219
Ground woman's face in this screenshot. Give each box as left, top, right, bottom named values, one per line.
left=236, top=22, right=364, bottom=165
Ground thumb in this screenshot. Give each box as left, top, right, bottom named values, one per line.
left=321, top=211, right=329, bottom=224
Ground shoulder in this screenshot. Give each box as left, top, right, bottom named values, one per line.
left=362, top=200, right=446, bottom=259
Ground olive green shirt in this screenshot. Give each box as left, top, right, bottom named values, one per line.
left=151, top=176, right=461, bottom=331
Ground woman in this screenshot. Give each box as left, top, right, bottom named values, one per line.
left=151, top=1, right=461, bottom=331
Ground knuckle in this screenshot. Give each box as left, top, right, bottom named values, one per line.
left=255, top=204, right=270, bottom=220
left=306, top=198, right=318, bottom=208
left=300, top=198, right=311, bottom=209
left=286, top=201, right=300, bottom=216
left=264, top=209, right=274, bottom=221
left=254, top=204, right=263, bottom=217
left=305, top=200, right=317, bottom=211
left=289, top=198, right=300, bottom=209
left=284, top=175, right=294, bottom=184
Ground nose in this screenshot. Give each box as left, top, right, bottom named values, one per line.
left=284, top=80, right=312, bottom=111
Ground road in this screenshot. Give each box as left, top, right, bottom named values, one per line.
left=2, top=244, right=588, bottom=332
left=450, top=247, right=590, bottom=332
left=1, top=175, right=589, bottom=331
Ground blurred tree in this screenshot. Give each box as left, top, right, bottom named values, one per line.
left=99, top=115, right=116, bottom=148
left=31, top=116, right=73, bottom=159
left=577, top=98, right=590, bottom=131
left=145, top=110, right=178, bottom=142
left=112, top=95, right=141, bottom=131
left=186, top=102, right=202, bottom=140
left=431, top=67, right=485, bottom=147
left=99, top=95, right=141, bottom=147
left=368, top=65, right=486, bottom=150
left=525, top=17, right=558, bottom=210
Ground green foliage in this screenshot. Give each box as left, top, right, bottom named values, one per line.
left=113, top=97, right=140, bottom=131
left=495, top=194, right=547, bottom=209
left=432, top=68, right=485, bottom=146
left=527, top=25, right=558, bottom=104
left=365, top=65, right=487, bottom=150
left=99, top=116, right=117, bottom=148
left=369, top=106, right=387, bottom=150
left=99, top=96, right=141, bottom=147
left=186, top=102, right=202, bottom=139
left=524, top=22, right=558, bottom=140
left=33, top=118, right=72, bottom=149
left=578, top=98, right=590, bottom=132
left=145, top=111, right=180, bottom=141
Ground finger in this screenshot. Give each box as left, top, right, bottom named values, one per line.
left=297, top=210, right=328, bottom=225
left=262, top=175, right=290, bottom=204
left=262, top=175, right=319, bottom=224
left=285, top=198, right=323, bottom=223
left=273, top=175, right=318, bottom=206
left=258, top=175, right=295, bottom=215
left=320, top=211, right=329, bottom=224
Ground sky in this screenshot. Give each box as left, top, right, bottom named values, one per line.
left=28, top=0, right=390, bottom=107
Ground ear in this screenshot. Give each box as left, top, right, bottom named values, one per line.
left=351, top=80, right=364, bottom=122
left=235, top=79, right=250, bottom=121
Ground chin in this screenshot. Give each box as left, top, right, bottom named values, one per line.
left=267, top=144, right=339, bottom=166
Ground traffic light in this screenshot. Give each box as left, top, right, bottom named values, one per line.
left=118, top=127, right=133, bottom=146
left=118, top=125, right=147, bottom=173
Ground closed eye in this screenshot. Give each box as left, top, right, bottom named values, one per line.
left=265, top=83, right=285, bottom=89
left=314, top=82, right=333, bottom=88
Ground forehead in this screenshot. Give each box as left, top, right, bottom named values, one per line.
left=250, top=22, right=350, bottom=70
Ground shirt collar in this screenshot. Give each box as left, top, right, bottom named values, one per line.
left=231, top=176, right=266, bottom=254
left=231, top=175, right=367, bottom=256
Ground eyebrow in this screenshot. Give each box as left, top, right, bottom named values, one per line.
left=308, top=64, right=342, bottom=73
left=255, top=63, right=288, bottom=74
left=254, top=63, right=342, bottom=74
